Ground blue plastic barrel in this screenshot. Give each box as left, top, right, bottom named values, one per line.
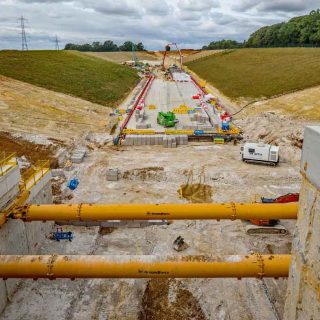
left=67, top=179, right=79, bottom=190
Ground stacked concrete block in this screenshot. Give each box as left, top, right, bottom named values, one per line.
left=121, top=134, right=185, bottom=147
left=175, top=135, right=188, bottom=146
left=106, top=168, right=120, bottom=181
left=197, top=125, right=214, bottom=131
left=135, top=109, right=147, bottom=122
left=190, top=113, right=207, bottom=124
left=71, top=148, right=86, bottom=164
left=163, top=136, right=168, bottom=147
left=163, top=136, right=178, bottom=148
left=183, top=124, right=213, bottom=131
left=51, top=169, right=65, bottom=178
left=136, top=123, right=151, bottom=129
left=183, top=135, right=189, bottom=144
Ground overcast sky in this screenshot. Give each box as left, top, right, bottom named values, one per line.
left=0, top=0, right=318, bottom=50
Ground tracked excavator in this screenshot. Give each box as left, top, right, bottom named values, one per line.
left=246, top=193, right=299, bottom=235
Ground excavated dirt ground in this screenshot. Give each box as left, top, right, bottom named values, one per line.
left=0, top=68, right=319, bottom=319
left=1, top=141, right=301, bottom=320
left=140, top=279, right=206, bottom=320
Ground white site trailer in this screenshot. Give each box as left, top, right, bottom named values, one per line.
left=240, top=142, right=280, bottom=166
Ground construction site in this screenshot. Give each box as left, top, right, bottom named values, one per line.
left=0, top=42, right=319, bottom=320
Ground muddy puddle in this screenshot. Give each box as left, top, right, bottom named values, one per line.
left=178, top=183, right=213, bottom=203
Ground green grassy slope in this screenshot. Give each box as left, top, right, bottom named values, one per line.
left=0, top=50, right=139, bottom=107
left=186, top=48, right=320, bottom=99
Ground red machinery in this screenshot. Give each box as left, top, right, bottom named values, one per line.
left=246, top=193, right=299, bottom=235
left=162, top=43, right=182, bottom=69
left=251, top=193, right=299, bottom=227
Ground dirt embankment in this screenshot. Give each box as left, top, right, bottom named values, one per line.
left=0, top=132, right=58, bottom=167
left=234, top=111, right=306, bottom=166
left=0, top=75, right=113, bottom=143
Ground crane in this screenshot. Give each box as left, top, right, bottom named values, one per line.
left=131, top=43, right=140, bottom=67
left=162, top=43, right=182, bottom=69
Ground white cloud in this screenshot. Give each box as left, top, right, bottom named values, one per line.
left=0, top=0, right=317, bottom=50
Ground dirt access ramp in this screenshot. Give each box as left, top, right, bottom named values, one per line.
left=84, top=51, right=160, bottom=64
left=0, top=76, right=113, bottom=143
left=182, top=50, right=224, bottom=63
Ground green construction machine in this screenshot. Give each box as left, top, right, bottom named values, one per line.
left=157, top=112, right=179, bottom=128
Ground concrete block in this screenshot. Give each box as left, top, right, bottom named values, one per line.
left=150, top=136, right=155, bottom=145
left=51, top=169, right=65, bottom=178
left=106, top=169, right=120, bottom=181
left=55, top=149, right=68, bottom=167
left=163, top=136, right=168, bottom=148
left=71, top=149, right=86, bottom=164
left=301, top=126, right=320, bottom=189
left=123, top=137, right=130, bottom=146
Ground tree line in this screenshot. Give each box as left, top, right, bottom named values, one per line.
left=202, top=39, right=243, bottom=50
left=203, top=10, right=320, bottom=49
left=64, top=41, right=145, bottom=52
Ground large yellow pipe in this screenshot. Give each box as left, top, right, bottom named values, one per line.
left=11, top=203, right=298, bottom=221
left=0, top=254, right=290, bottom=279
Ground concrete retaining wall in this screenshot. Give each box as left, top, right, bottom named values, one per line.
left=0, top=166, right=20, bottom=210
left=0, top=168, right=53, bottom=313
left=284, top=126, right=320, bottom=319
left=122, top=135, right=188, bottom=147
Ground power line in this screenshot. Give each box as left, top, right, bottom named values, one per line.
left=54, top=35, right=60, bottom=50
left=17, top=16, right=28, bottom=51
